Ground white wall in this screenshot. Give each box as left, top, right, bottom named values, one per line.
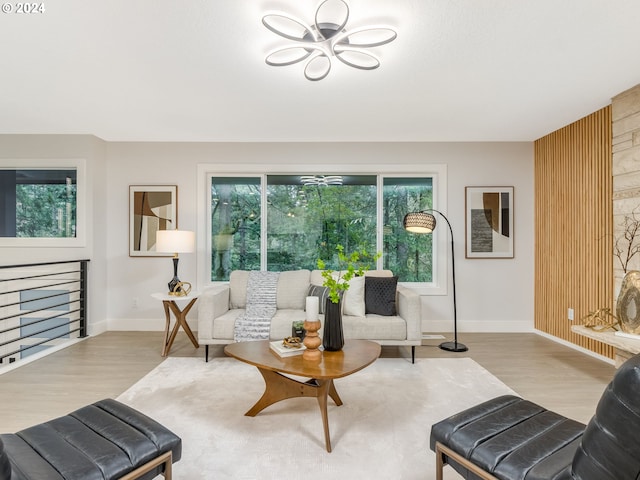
left=105, top=141, right=534, bottom=334
left=0, top=134, right=108, bottom=335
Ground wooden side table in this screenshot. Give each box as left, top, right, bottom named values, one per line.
left=151, top=292, right=200, bottom=356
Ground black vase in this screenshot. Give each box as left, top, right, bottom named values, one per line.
left=323, top=297, right=344, bottom=351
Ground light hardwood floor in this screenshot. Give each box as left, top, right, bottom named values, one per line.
left=0, top=332, right=614, bottom=433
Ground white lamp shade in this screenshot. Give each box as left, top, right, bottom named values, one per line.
left=156, top=229, right=195, bottom=253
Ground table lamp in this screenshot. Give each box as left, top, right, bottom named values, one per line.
left=156, top=229, right=195, bottom=295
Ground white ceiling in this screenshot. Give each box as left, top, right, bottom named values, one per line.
left=1, top=0, right=640, bottom=142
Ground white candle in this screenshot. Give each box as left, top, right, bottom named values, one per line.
left=306, top=296, right=319, bottom=320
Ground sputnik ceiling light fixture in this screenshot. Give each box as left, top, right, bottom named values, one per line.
left=300, top=175, right=343, bottom=186
left=263, top=0, right=397, bottom=81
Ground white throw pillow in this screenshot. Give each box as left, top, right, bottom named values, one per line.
left=343, top=275, right=365, bottom=317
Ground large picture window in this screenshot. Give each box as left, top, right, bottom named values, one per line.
left=208, top=173, right=436, bottom=284
left=266, top=175, right=377, bottom=272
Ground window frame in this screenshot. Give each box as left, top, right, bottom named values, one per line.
left=0, top=158, right=86, bottom=248
left=197, top=163, right=448, bottom=295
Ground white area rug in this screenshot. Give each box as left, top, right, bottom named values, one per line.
left=117, top=357, right=516, bottom=480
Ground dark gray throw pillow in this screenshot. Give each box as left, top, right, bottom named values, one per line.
left=365, top=276, right=398, bottom=316
left=307, top=284, right=330, bottom=314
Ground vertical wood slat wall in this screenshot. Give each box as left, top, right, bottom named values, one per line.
left=534, top=107, right=614, bottom=358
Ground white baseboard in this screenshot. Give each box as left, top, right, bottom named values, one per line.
left=88, top=320, right=108, bottom=336
left=425, top=320, right=534, bottom=333
left=534, top=329, right=615, bottom=365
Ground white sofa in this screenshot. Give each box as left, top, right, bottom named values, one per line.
left=197, top=269, right=421, bottom=362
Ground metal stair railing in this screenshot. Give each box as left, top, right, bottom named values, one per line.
left=0, top=260, right=89, bottom=366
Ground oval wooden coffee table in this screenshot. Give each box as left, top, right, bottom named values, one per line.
left=224, top=339, right=381, bottom=452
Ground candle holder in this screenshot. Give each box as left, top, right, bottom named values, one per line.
left=302, top=319, right=322, bottom=361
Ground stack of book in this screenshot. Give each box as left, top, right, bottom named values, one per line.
left=269, top=340, right=306, bottom=357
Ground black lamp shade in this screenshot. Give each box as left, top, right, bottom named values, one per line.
left=403, top=211, right=437, bottom=233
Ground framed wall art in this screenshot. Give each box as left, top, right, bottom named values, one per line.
left=129, top=185, right=177, bottom=257
left=465, top=186, right=514, bottom=259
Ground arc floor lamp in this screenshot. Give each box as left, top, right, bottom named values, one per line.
left=403, top=210, right=468, bottom=352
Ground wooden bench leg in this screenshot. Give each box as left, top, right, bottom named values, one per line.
left=435, top=442, right=445, bottom=480
left=119, top=451, right=173, bottom=480
left=435, top=442, right=499, bottom=480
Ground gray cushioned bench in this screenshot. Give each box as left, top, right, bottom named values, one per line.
left=0, top=398, right=181, bottom=480
left=430, top=352, right=640, bottom=480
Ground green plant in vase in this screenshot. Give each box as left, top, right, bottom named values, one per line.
left=317, top=245, right=381, bottom=352
left=317, top=245, right=381, bottom=303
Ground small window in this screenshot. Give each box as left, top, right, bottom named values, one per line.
left=0, top=159, right=85, bottom=247
left=1, top=169, right=77, bottom=238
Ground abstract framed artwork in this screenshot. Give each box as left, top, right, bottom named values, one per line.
left=129, top=185, right=177, bottom=257
left=465, top=186, right=514, bottom=259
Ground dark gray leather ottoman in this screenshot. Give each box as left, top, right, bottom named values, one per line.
left=0, top=398, right=181, bottom=480
left=430, top=352, right=640, bottom=480
left=430, top=395, right=584, bottom=480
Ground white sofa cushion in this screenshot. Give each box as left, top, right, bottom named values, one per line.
left=211, top=308, right=244, bottom=340
left=270, top=309, right=308, bottom=339
left=342, top=314, right=407, bottom=340
left=276, top=270, right=311, bottom=310
left=229, top=270, right=250, bottom=308
left=208, top=309, right=406, bottom=342
left=230, top=270, right=311, bottom=310
left=210, top=308, right=310, bottom=341
left=309, top=269, right=325, bottom=286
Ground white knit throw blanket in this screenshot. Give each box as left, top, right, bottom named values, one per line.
left=233, top=271, right=280, bottom=342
